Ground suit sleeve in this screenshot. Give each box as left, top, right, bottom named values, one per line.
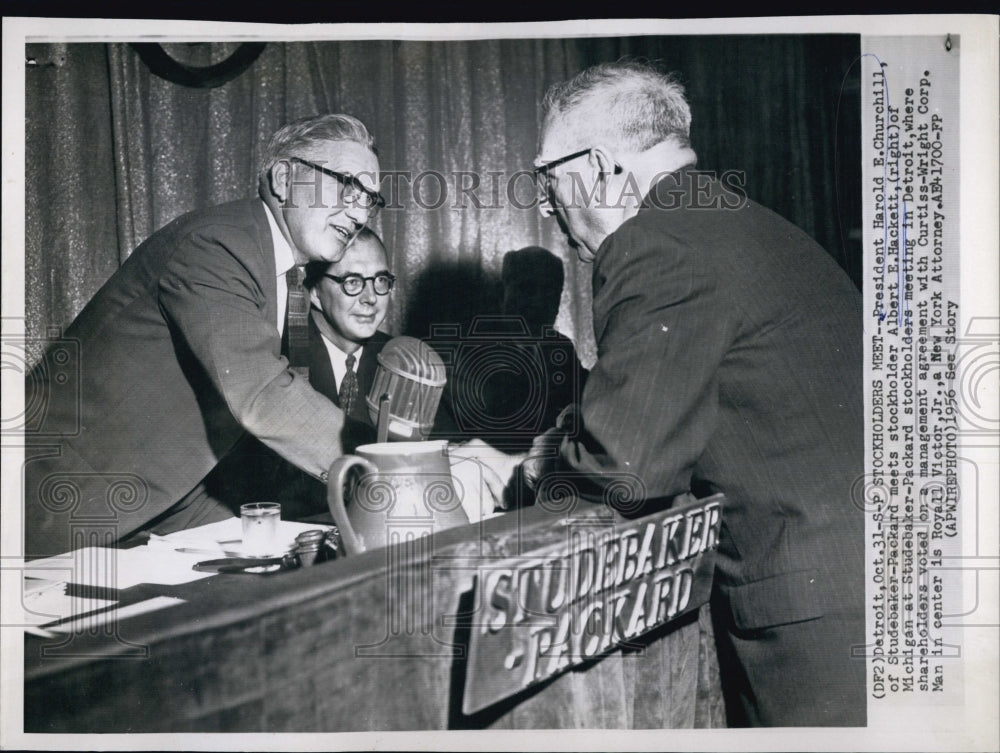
left=157, top=225, right=346, bottom=479
left=556, top=219, right=737, bottom=508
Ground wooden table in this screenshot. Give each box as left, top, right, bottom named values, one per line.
left=24, top=497, right=726, bottom=731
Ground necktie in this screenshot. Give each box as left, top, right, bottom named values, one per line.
left=340, top=353, right=359, bottom=416
left=283, top=267, right=310, bottom=376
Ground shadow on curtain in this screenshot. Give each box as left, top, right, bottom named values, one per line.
left=24, top=35, right=861, bottom=369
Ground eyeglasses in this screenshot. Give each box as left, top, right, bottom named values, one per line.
left=289, top=157, right=386, bottom=217
left=532, top=148, right=593, bottom=202
left=323, top=272, right=396, bottom=296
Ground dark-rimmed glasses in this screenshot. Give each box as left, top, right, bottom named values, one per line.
left=289, top=157, right=386, bottom=217
left=323, top=272, right=396, bottom=297
left=532, top=148, right=593, bottom=201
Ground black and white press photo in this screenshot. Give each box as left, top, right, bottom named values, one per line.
left=1, top=14, right=997, bottom=753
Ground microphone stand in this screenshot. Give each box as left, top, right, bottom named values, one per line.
left=376, top=393, right=392, bottom=443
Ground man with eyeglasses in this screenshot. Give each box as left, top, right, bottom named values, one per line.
left=174, top=229, right=396, bottom=521
left=24, top=114, right=388, bottom=556
left=502, top=62, right=865, bottom=727
left=303, top=228, right=394, bottom=429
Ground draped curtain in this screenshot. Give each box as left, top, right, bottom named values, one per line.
left=24, top=35, right=861, bottom=368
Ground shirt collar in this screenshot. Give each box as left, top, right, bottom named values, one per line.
left=261, top=199, right=298, bottom=277
left=314, top=316, right=363, bottom=387
left=324, top=335, right=363, bottom=368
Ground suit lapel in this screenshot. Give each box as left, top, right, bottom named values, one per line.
left=250, top=200, right=279, bottom=333
left=307, top=312, right=340, bottom=403
left=357, top=332, right=386, bottom=398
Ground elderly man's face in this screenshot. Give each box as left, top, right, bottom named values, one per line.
left=311, top=236, right=391, bottom=354
left=281, top=139, right=380, bottom=266
left=535, top=122, right=606, bottom=263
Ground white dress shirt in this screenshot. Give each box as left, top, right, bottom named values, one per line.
left=317, top=325, right=363, bottom=392
left=261, top=199, right=298, bottom=334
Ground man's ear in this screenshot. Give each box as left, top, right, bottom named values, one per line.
left=589, top=146, right=619, bottom=178
left=268, top=161, right=290, bottom=203
left=308, top=287, right=322, bottom=308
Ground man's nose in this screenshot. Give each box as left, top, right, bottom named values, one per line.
left=358, top=281, right=377, bottom=304
left=344, top=201, right=370, bottom=226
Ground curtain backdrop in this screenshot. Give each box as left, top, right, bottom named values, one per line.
left=24, top=35, right=861, bottom=368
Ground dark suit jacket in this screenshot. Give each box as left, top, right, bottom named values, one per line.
left=297, top=310, right=388, bottom=457
left=556, top=167, right=864, bottom=634
left=24, top=199, right=349, bottom=557
left=272, top=314, right=390, bottom=516
left=305, top=309, right=389, bottom=423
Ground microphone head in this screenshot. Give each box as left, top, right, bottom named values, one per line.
left=367, top=336, right=446, bottom=440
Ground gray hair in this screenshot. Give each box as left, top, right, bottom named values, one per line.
left=541, top=61, right=691, bottom=152
left=259, top=114, right=378, bottom=183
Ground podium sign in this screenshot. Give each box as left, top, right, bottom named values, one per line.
left=463, top=495, right=723, bottom=715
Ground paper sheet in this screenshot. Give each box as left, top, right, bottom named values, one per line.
left=19, top=518, right=334, bottom=591
left=20, top=546, right=214, bottom=590
left=20, top=578, right=116, bottom=627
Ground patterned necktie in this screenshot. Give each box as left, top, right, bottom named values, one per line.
left=284, top=266, right=310, bottom=377
left=339, top=353, right=359, bottom=416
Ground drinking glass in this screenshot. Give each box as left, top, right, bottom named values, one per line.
left=240, top=502, right=281, bottom=557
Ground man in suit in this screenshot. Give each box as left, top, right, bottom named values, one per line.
left=300, top=227, right=393, bottom=429
left=517, top=61, right=865, bottom=726
left=24, top=114, right=385, bottom=557
left=169, top=228, right=396, bottom=522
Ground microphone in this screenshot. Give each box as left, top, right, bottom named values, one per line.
left=366, top=336, right=446, bottom=441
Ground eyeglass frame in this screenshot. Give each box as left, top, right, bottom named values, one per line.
left=532, top=147, right=623, bottom=204
left=532, top=148, right=592, bottom=199
left=323, top=272, right=396, bottom=297
left=288, top=156, right=386, bottom=215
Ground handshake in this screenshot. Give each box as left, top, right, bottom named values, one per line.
left=447, top=404, right=581, bottom=522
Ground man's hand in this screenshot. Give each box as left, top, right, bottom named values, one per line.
left=520, top=426, right=566, bottom=492
left=448, top=439, right=526, bottom=523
